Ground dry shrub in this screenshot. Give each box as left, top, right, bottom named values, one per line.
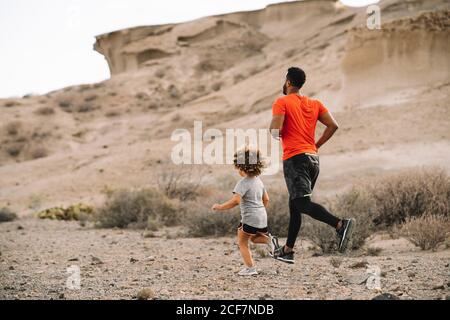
left=302, top=217, right=338, bottom=253
left=265, top=189, right=290, bottom=237
left=6, top=143, right=24, bottom=157
left=366, top=247, right=383, bottom=256
left=185, top=197, right=240, bottom=237
left=398, top=214, right=450, bottom=251
left=5, top=121, right=21, bottom=136
left=303, top=168, right=449, bottom=252
left=84, top=94, right=98, bottom=102
left=0, top=207, right=17, bottom=223
left=34, top=107, right=55, bottom=116
left=184, top=185, right=289, bottom=238
left=157, top=166, right=205, bottom=201
left=95, top=188, right=179, bottom=229
left=368, top=168, right=448, bottom=228
left=29, top=146, right=48, bottom=159
left=105, top=110, right=120, bottom=117
left=211, top=81, right=222, bottom=92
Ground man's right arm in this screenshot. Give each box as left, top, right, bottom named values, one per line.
left=316, top=111, right=339, bottom=150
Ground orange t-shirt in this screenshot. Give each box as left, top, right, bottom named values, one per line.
left=272, top=94, right=329, bottom=160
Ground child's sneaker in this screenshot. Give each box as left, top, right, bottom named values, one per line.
left=267, top=233, right=281, bottom=257
left=238, top=267, right=258, bottom=276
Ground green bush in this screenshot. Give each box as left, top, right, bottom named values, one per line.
left=37, top=203, right=94, bottom=221
left=95, top=188, right=179, bottom=229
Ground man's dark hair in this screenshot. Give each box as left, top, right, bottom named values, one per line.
left=286, top=67, right=306, bottom=89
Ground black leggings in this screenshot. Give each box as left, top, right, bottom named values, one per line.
left=286, top=196, right=341, bottom=248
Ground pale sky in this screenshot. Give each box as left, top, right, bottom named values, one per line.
left=0, top=0, right=378, bottom=98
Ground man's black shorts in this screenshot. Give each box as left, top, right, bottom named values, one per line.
left=283, top=153, right=320, bottom=200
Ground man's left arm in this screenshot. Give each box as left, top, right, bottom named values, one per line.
left=270, top=115, right=284, bottom=140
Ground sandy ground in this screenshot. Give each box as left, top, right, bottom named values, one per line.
left=1, top=217, right=449, bottom=300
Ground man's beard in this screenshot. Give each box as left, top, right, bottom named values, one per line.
left=282, top=83, right=287, bottom=95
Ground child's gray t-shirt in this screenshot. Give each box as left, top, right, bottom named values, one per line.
left=233, top=177, right=267, bottom=229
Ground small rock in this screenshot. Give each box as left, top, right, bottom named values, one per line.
left=59, top=293, right=65, bottom=299
left=144, top=256, right=155, bottom=262
left=136, top=288, right=155, bottom=300
left=259, top=293, right=272, bottom=300
left=17, top=225, right=24, bottom=230
left=68, top=258, right=79, bottom=262
left=397, top=266, right=402, bottom=271
left=9, top=266, right=14, bottom=270
left=130, top=257, right=139, bottom=263
left=91, top=256, right=103, bottom=265
left=142, top=230, right=155, bottom=238
left=163, top=265, right=169, bottom=270
left=349, top=260, right=368, bottom=269
left=432, top=284, right=445, bottom=290
left=344, top=274, right=369, bottom=285
left=372, top=293, right=400, bottom=300
left=407, top=272, right=415, bottom=278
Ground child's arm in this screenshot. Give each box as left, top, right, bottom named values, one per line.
left=262, top=190, right=269, bottom=208
left=212, top=194, right=241, bottom=211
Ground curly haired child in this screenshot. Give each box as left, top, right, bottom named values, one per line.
left=212, top=146, right=280, bottom=276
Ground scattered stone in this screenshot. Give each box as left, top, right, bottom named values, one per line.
left=91, top=256, right=103, bottom=265
left=68, top=258, right=79, bottom=261
left=259, top=293, right=272, bottom=300
left=407, top=272, right=416, bottom=278
left=17, top=225, right=24, bottom=230
left=130, top=257, right=139, bottom=263
left=9, top=266, right=14, bottom=270
left=432, top=284, right=445, bottom=290
left=136, top=288, right=155, bottom=300
left=344, top=274, right=369, bottom=285
left=144, top=256, right=155, bottom=262
left=372, top=293, right=400, bottom=300
left=59, top=293, right=65, bottom=299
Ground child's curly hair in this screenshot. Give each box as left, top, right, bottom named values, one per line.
left=233, top=146, right=266, bottom=177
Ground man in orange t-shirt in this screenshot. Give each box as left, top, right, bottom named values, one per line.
left=269, top=67, right=355, bottom=264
